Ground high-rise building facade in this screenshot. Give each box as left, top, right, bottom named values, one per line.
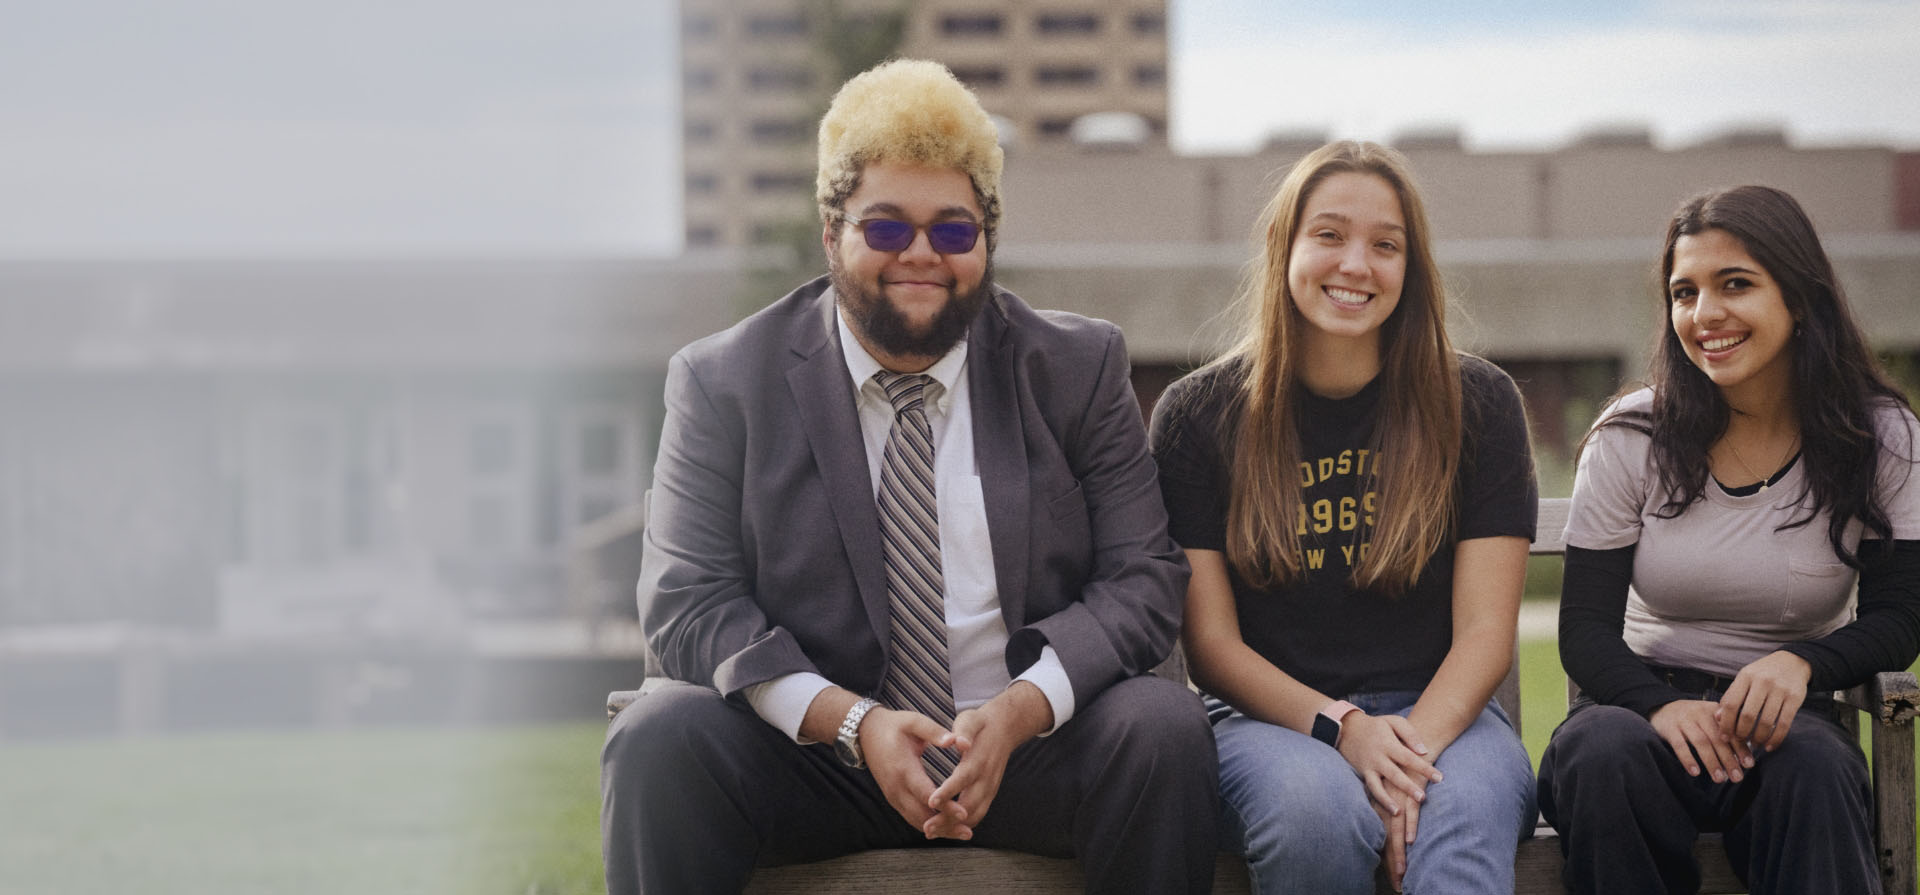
left=678, top=0, right=1169, bottom=249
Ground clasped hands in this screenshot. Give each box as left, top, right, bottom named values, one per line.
left=862, top=681, right=1051, bottom=841
left=1647, top=650, right=1812, bottom=784
left=1335, top=711, right=1442, bottom=892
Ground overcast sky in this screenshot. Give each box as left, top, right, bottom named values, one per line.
left=2, top=0, right=1915, bottom=259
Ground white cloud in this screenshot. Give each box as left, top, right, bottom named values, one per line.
left=1174, top=4, right=1920, bottom=153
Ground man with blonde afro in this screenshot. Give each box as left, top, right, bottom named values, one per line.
left=602, top=59, right=1217, bottom=893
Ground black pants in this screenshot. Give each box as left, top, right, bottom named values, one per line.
left=1537, top=689, right=1877, bottom=895
left=601, top=675, right=1220, bottom=895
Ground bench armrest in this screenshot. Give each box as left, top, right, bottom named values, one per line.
left=1834, top=670, right=1920, bottom=895
left=1837, top=670, right=1920, bottom=726
left=607, top=690, right=638, bottom=718
left=607, top=678, right=670, bottom=718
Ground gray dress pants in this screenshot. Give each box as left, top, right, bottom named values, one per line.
left=602, top=675, right=1220, bottom=895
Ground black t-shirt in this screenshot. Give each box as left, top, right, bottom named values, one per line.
left=1149, top=354, right=1538, bottom=699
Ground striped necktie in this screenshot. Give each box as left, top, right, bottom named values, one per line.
left=872, top=370, right=958, bottom=780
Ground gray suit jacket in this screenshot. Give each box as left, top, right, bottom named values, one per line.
left=639, top=275, right=1189, bottom=710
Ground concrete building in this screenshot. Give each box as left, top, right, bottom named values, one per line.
left=0, top=256, right=750, bottom=735
left=0, top=257, right=745, bottom=634
left=985, top=130, right=1920, bottom=457
left=679, top=0, right=1168, bottom=248
left=996, top=130, right=1916, bottom=360
left=901, top=1, right=1169, bottom=146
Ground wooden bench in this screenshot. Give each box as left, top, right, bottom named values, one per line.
left=608, top=497, right=1920, bottom=893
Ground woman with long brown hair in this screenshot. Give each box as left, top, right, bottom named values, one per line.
left=1151, top=141, right=1537, bottom=893
left=1537, top=185, right=1920, bottom=894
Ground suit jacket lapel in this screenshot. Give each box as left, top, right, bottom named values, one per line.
left=788, top=289, right=891, bottom=648
left=969, top=293, right=1032, bottom=626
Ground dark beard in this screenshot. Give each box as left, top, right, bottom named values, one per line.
left=830, top=253, right=993, bottom=364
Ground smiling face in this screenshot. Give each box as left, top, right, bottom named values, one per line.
left=1667, top=227, right=1796, bottom=404
left=825, top=161, right=990, bottom=371
left=1285, top=171, right=1407, bottom=362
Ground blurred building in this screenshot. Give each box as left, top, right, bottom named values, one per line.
left=986, top=129, right=1920, bottom=455
left=679, top=0, right=1169, bottom=248
left=0, top=258, right=749, bottom=632
left=0, top=257, right=751, bottom=735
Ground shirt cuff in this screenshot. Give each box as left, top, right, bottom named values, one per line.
left=1013, top=645, right=1076, bottom=735
left=744, top=672, right=834, bottom=743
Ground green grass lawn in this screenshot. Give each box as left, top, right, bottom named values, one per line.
left=0, top=723, right=608, bottom=895
left=1516, top=637, right=1566, bottom=762
left=2, top=644, right=1909, bottom=893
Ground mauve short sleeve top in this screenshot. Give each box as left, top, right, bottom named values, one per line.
left=1564, top=387, right=1920, bottom=677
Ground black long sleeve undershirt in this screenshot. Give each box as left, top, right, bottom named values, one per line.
left=1558, top=540, right=1920, bottom=718
left=1557, top=543, right=1675, bottom=717
left=1786, top=539, right=1920, bottom=691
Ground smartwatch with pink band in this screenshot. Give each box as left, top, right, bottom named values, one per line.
left=1311, top=699, right=1362, bottom=748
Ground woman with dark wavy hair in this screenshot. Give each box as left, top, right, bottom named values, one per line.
left=1537, top=185, right=1920, bottom=894
left=1151, top=141, right=1538, bottom=894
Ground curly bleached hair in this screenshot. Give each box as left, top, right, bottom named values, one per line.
left=816, top=59, right=1004, bottom=251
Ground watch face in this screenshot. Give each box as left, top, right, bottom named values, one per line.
left=834, top=737, right=862, bottom=768
left=1311, top=714, right=1341, bottom=748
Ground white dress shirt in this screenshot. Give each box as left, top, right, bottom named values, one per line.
left=743, top=310, right=1076, bottom=742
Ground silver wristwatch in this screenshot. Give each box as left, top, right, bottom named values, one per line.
left=834, top=698, right=881, bottom=768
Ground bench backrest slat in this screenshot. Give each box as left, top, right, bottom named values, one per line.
left=1530, top=497, right=1570, bottom=555
left=1499, top=497, right=1571, bottom=737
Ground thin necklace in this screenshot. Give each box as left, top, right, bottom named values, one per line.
left=1726, top=434, right=1799, bottom=492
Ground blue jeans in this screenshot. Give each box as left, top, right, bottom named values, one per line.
left=1215, top=691, right=1535, bottom=895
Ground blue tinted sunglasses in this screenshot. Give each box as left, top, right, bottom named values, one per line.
left=843, top=217, right=982, bottom=254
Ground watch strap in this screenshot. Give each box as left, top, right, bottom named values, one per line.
left=836, top=697, right=880, bottom=767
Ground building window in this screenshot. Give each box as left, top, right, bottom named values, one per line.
left=682, top=14, right=717, bottom=39
left=685, top=173, right=719, bottom=195
left=1133, top=63, right=1166, bottom=87
left=684, top=119, right=716, bottom=142
left=1036, top=12, right=1100, bottom=35
left=751, top=222, right=797, bottom=244
left=1487, top=357, right=1624, bottom=464
left=949, top=66, right=1006, bottom=89
left=560, top=406, right=645, bottom=529
left=684, top=67, right=719, bottom=92
left=233, top=403, right=401, bottom=569
left=746, top=13, right=808, bottom=37
left=467, top=422, right=516, bottom=477
left=1035, top=65, right=1100, bottom=87
left=748, top=66, right=814, bottom=91
left=1038, top=117, right=1075, bottom=138
left=578, top=423, right=621, bottom=477
left=941, top=13, right=1003, bottom=36
left=749, top=118, right=810, bottom=144
left=245, top=408, right=353, bottom=566
left=0, top=430, right=19, bottom=601
left=686, top=224, right=719, bottom=246
left=1131, top=12, right=1165, bottom=35
left=454, top=407, right=537, bottom=553
left=467, top=495, right=513, bottom=550
left=750, top=172, right=813, bottom=193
